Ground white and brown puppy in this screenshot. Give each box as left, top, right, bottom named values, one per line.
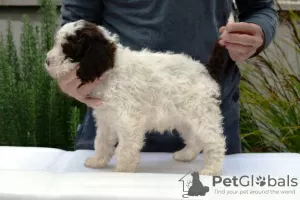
left=45, top=19, right=234, bottom=175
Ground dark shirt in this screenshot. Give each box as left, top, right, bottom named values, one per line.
left=61, top=0, right=278, bottom=64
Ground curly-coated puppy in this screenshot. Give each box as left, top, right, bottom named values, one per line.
left=45, top=18, right=234, bottom=175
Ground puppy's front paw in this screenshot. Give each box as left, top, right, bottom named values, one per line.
left=113, top=165, right=137, bottom=173
left=84, top=156, right=108, bottom=169
left=173, top=148, right=199, bottom=162
left=200, top=168, right=222, bottom=176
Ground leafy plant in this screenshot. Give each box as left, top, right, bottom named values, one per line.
left=239, top=10, right=300, bottom=153
left=0, top=0, right=86, bottom=150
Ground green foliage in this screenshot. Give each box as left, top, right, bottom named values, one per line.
left=0, top=32, right=19, bottom=146
left=0, top=0, right=86, bottom=150
left=39, top=0, right=58, bottom=52
left=239, top=10, right=300, bottom=153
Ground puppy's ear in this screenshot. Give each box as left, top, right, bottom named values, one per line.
left=62, top=22, right=116, bottom=84
left=76, top=33, right=116, bottom=84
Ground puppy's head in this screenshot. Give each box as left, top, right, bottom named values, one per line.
left=45, top=20, right=117, bottom=84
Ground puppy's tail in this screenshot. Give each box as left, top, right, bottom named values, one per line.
left=205, top=41, right=233, bottom=84
left=204, top=12, right=235, bottom=84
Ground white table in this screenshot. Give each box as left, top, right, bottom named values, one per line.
left=0, top=146, right=299, bottom=200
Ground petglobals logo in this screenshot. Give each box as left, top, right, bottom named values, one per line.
left=212, top=175, right=298, bottom=187
left=211, top=175, right=299, bottom=196
left=178, top=173, right=299, bottom=198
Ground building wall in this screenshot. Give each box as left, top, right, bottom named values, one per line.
left=0, top=6, right=61, bottom=50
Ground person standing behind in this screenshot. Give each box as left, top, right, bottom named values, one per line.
left=57, top=0, right=278, bottom=155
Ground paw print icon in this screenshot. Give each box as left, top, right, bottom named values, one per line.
left=256, top=176, right=266, bottom=186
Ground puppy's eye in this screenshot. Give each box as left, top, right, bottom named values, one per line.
left=46, top=58, right=50, bottom=65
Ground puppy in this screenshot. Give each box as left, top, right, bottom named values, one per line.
left=45, top=19, right=233, bottom=175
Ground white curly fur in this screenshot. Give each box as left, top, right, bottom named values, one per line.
left=45, top=19, right=231, bottom=176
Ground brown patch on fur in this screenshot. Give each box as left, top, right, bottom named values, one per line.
left=62, top=21, right=116, bottom=86
left=205, top=41, right=234, bottom=84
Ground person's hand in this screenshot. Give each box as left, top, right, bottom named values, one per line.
left=57, top=66, right=103, bottom=108
left=219, top=22, right=265, bottom=62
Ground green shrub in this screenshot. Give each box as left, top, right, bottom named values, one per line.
left=239, top=10, right=300, bottom=153
left=0, top=0, right=86, bottom=150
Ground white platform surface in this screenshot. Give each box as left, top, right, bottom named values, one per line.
left=0, top=146, right=299, bottom=200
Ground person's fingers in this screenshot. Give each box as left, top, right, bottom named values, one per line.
left=228, top=51, right=240, bottom=62
left=231, top=52, right=246, bottom=62
left=228, top=48, right=255, bottom=62
left=219, top=39, right=225, bottom=46
left=52, top=64, right=104, bottom=107
left=225, top=22, right=260, bottom=35
left=62, top=77, right=82, bottom=96
left=84, top=97, right=103, bottom=108
left=219, top=26, right=226, bottom=33
left=77, top=78, right=103, bottom=97
left=224, top=42, right=253, bottom=54
left=221, top=33, right=262, bottom=47
left=57, top=66, right=79, bottom=87
left=73, top=93, right=102, bottom=107
left=220, top=22, right=264, bottom=62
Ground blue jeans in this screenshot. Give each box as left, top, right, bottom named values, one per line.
left=74, top=63, right=241, bottom=155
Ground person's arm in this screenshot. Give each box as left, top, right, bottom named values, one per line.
left=235, top=0, right=278, bottom=52
left=60, top=0, right=103, bottom=26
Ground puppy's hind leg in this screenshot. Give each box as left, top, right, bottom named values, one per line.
left=173, top=121, right=203, bottom=162
left=85, top=121, right=118, bottom=169
left=191, top=109, right=226, bottom=176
